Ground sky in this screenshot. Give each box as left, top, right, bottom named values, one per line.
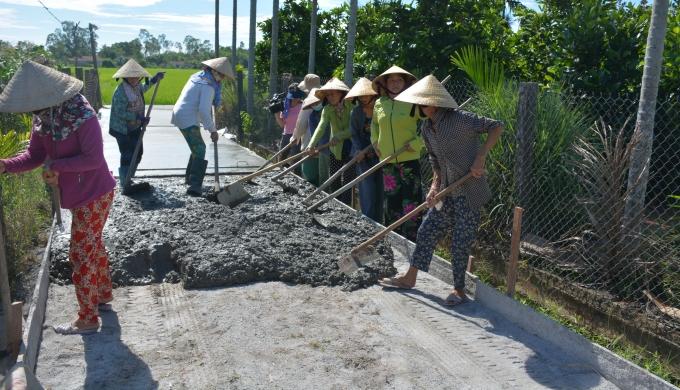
left=0, top=0, right=635, bottom=50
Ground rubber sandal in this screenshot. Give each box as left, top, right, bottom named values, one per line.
left=444, top=293, right=468, bottom=306
left=53, top=322, right=99, bottom=335
left=377, top=276, right=414, bottom=290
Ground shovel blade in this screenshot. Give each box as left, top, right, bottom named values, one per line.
left=337, top=246, right=381, bottom=274
left=216, top=182, right=250, bottom=207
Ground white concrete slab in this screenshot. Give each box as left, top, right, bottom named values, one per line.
left=99, top=106, right=266, bottom=177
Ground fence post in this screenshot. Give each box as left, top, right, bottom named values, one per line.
left=0, top=188, right=12, bottom=355
left=515, top=82, right=538, bottom=208
left=75, top=67, right=84, bottom=81
left=236, top=70, right=244, bottom=143
left=506, top=206, right=524, bottom=297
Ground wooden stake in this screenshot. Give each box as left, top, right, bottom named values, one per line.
left=506, top=207, right=524, bottom=297
left=466, top=255, right=475, bottom=274
left=8, top=301, right=22, bottom=359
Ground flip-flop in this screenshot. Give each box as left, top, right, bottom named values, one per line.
left=444, top=293, right=468, bottom=306
left=378, top=277, right=414, bottom=290
left=98, top=303, right=113, bottom=312
left=53, top=322, right=99, bottom=335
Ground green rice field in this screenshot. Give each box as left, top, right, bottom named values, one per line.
left=95, top=67, right=196, bottom=105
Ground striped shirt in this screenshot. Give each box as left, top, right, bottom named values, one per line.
left=421, top=108, right=503, bottom=209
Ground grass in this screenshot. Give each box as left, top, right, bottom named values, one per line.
left=70, top=67, right=197, bottom=106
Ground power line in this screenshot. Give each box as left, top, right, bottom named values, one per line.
left=37, top=0, right=63, bottom=25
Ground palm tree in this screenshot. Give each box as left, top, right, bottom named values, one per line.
left=214, top=0, right=219, bottom=57
left=231, top=0, right=237, bottom=72
left=308, top=0, right=318, bottom=74
left=624, top=0, right=670, bottom=238
left=247, top=0, right=256, bottom=115
left=344, top=0, right=357, bottom=85
left=269, top=0, right=280, bottom=97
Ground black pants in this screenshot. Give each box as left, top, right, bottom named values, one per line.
left=111, top=130, right=142, bottom=167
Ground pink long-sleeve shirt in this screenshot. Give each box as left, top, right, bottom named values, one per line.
left=2, top=116, right=116, bottom=209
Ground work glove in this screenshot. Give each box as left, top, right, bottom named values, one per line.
left=137, top=114, right=150, bottom=127
left=150, top=72, right=165, bottom=84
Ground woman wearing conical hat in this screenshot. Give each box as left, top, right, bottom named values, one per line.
left=0, top=60, right=117, bottom=334
left=346, top=77, right=382, bottom=222
left=290, top=74, right=322, bottom=185
left=307, top=77, right=356, bottom=205
left=371, top=65, right=424, bottom=240
left=379, top=75, right=503, bottom=305
left=298, top=87, right=330, bottom=186
left=109, top=58, right=164, bottom=194
left=172, top=57, right=234, bottom=196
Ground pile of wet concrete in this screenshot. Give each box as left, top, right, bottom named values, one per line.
left=49, top=173, right=396, bottom=291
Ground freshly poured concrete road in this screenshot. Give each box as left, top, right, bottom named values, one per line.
left=100, top=105, right=267, bottom=177
left=37, top=240, right=619, bottom=389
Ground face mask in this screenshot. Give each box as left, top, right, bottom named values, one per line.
left=313, top=104, right=323, bottom=112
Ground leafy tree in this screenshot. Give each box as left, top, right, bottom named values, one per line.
left=45, top=21, right=93, bottom=64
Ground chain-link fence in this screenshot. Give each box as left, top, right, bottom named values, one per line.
left=436, top=79, right=680, bottom=357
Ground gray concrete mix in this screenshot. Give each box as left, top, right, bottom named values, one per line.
left=49, top=174, right=395, bottom=291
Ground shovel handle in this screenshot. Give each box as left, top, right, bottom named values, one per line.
left=271, top=140, right=333, bottom=180
left=306, top=140, right=415, bottom=212
left=256, top=140, right=297, bottom=172
left=303, top=144, right=373, bottom=204
left=213, top=141, right=220, bottom=190
left=124, top=79, right=161, bottom=191
left=351, top=173, right=473, bottom=255
left=236, top=142, right=331, bottom=184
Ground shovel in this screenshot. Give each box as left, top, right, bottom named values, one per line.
left=216, top=142, right=331, bottom=207
left=302, top=144, right=373, bottom=205
left=123, top=79, right=161, bottom=195
left=337, top=173, right=473, bottom=274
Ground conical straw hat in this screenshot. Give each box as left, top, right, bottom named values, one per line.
left=112, top=58, right=151, bottom=79
left=314, top=78, right=350, bottom=100
left=298, top=74, right=321, bottom=93
left=394, top=75, right=458, bottom=109
left=202, top=57, right=235, bottom=80
left=372, top=65, right=416, bottom=92
left=344, top=77, right=377, bottom=100
left=302, top=88, right=321, bottom=110
left=0, top=60, right=83, bottom=113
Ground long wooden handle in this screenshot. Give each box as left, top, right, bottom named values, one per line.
left=303, top=144, right=373, bottom=204
left=124, top=80, right=161, bottom=190
left=351, top=173, right=473, bottom=254
left=271, top=153, right=311, bottom=180
left=213, top=141, right=220, bottom=190
left=50, top=184, right=62, bottom=227
left=256, top=141, right=296, bottom=171
left=306, top=140, right=414, bottom=212
left=235, top=142, right=331, bottom=184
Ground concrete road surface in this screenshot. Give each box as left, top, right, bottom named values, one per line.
left=99, top=106, right=266, bottom=177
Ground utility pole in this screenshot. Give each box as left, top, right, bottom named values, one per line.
left=247, top=0, right=256, bottom=115
left=73, top=21, right=80, bottom=69
left=215, top=0, right=220, bottom=58
left=88, top=23, right=102, bottom=109
left=268, top=0, right=279, bottom=98
left=308, top=0, right=317, bottom=74
left=231, top=0, right=237, bottom=72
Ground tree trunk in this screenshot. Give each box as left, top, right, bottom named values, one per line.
left=215, top=0, right=219, bottom=58
left=344, top=0, right=358, bottom=86
left=308, top=0, right=318, bottom=74
left=231, top=0, right=237, bottom=72
left=624, top=0, right=669, bottom=237
left=247, top=0, right=256, bottom=115
left=269, top=0, right=280, bottom=98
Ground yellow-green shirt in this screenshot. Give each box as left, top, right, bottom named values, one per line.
left=370, top=96, right=424, bottom=163
left=309, top=100, right=353, bottom=160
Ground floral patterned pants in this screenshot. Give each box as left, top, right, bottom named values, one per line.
left=69, top=190, right=114, bottom=323
left=383, top=160, right=423, bottom=241
left=410, top=195, right=480, bottom=290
